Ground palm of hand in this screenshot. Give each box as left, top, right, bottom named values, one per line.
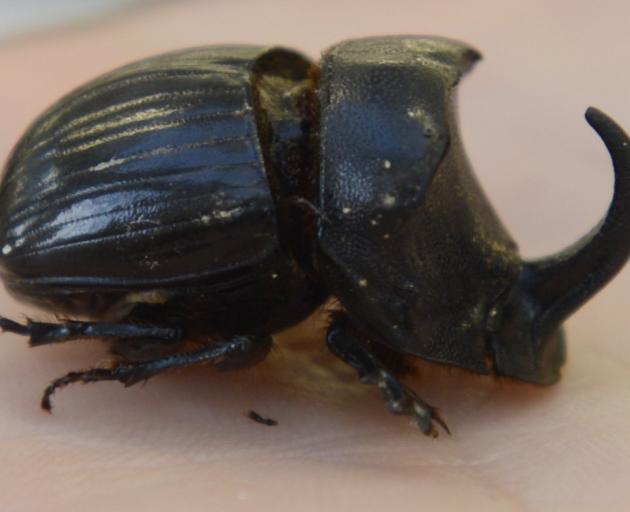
left=1, top=306, right=629, bottom=511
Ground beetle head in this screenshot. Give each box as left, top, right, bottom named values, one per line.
left=486, top=277, right=568, bottom=385
left=488, top=108, right=630, bottom=384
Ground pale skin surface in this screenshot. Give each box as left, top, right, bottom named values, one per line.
left=1, top=1, right=630, bottom=511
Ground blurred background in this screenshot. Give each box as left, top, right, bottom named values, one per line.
left=0, top=0, right=153, bottom=40
left=1, top=2, right=629, bottom=511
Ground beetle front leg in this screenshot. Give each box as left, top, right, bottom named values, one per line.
left=326, top=316, right=449, bottom=437
left=41, top=334, right=272, bottom=411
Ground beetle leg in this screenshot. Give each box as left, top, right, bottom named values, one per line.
left=0, top=316, right=184, bottom=347
left=41, top=334, right=272, bottom=411
left=326, top=318, right=449, bottom=437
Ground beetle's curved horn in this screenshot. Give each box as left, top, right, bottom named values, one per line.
left=520, top=108, right=630, bottom=333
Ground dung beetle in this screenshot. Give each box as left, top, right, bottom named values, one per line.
left=1, top=36, right=628, bottom=436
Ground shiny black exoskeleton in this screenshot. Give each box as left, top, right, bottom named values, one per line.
left=1, top=37, right=629, bottom=436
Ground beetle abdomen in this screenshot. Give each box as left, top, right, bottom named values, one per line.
left=0, top=47, right=315, bottom=295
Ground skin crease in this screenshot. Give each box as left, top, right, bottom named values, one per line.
left=1, top=1, right=630, bottom=511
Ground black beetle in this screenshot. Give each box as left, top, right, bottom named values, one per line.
left=1, top=36, right=628, bottom=436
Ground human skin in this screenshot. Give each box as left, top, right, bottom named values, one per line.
left=1, top=1, right=630, bottom=511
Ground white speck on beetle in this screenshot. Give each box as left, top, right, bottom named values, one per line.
left=358, top=278, right=368, bottom=287
left=383, top=159, right=392, bottom=169
left=382, top=194, right=396, bottom=207
left=342, top=207, right=352, bottom=214
left=271, top=272, right=279, bottom=279
left=383, top=233, right=391, bottom=239
left=2, top=244, right=12, bottom=255
left=144, top=257, right=159, bottom=270
left=124, top=290, right=168, bottom=304
left=90, top=157, right=126, bottom=172
left=201, top=207, right=242, bottom=224
left=370, top=219, right=378, bottom=226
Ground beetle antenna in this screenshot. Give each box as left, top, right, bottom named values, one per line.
left=519, top=108, right=630, bottom=333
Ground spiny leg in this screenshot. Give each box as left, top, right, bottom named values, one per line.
left=42, top=334, right=272, bottom=411
left=326, top=316, right=449, bottom=437
left=0, top=316, right=184, bottom=346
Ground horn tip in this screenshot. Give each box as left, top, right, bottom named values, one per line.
left=584, top=106, right=630, bottom=154
left=585, top=106, right=608, bottom=127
